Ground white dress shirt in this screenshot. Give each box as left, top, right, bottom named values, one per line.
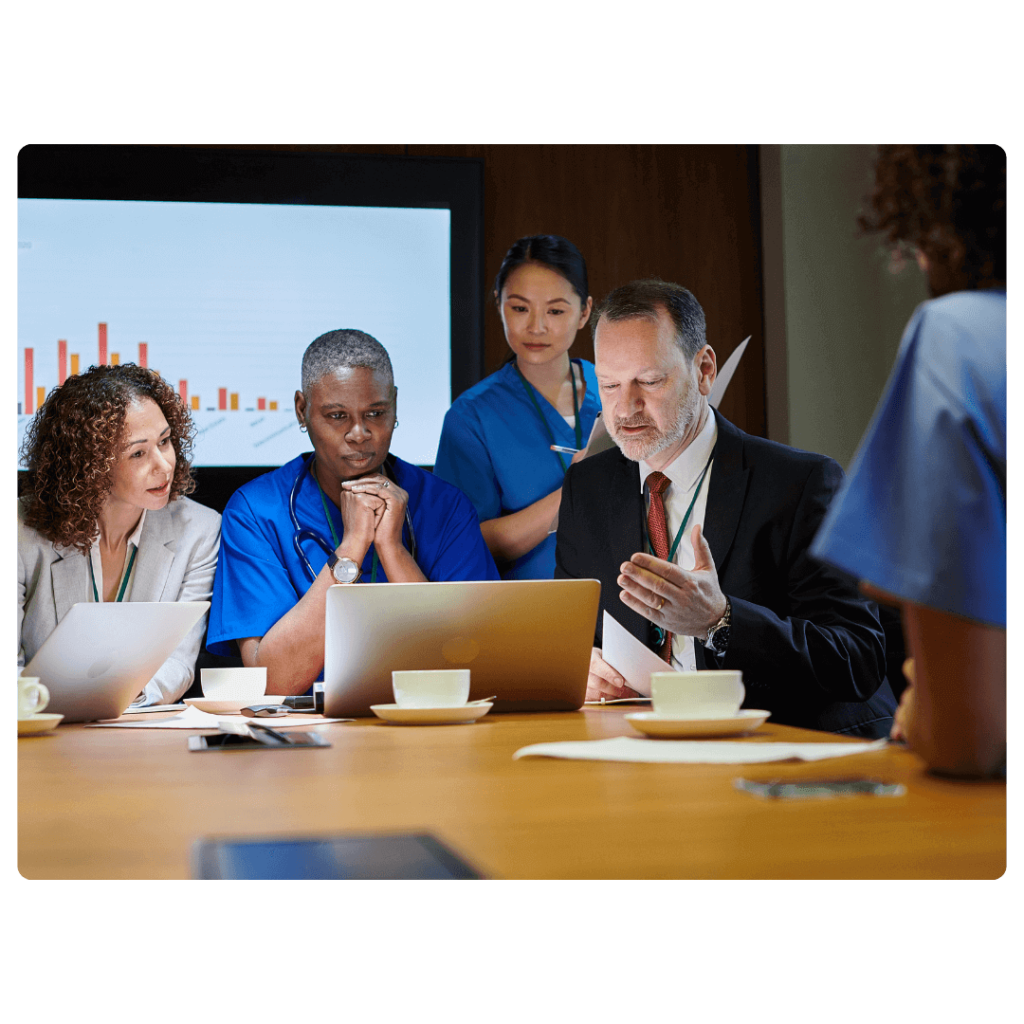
left=638, top=412, right=718, bottom=671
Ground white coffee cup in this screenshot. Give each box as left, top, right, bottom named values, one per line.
left=392, top=669, right=470, bottom=709
left=18, top=676, right=50, bottom=720
left=650, top=670, right=744, bottom=719
left=201, top=667, right=267, bottom=701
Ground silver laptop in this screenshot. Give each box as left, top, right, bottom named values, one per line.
left=23, top=601, right=210, bottom=722
left=324, top=580, right=600, bottom=717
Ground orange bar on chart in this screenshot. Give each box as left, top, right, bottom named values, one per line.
left=138, top=342, right=148, bottom=368
left=24, top=348, right=34, bottom=415
left=71, top=354, right=80, bottom=376
left=269, top=401, right=278, bottom=411
left=37, top=386, right=45, bottom=409
left=98, top=323, right=108, bottom=365
left=257, top=398, right=266, bottom=410
left=111, top=353, right=120, bottom=365
left=230, top=393, right=239, bottom=411
left=58, top=340, right=68, bottom=385
left=191, top=396, right=199, bottom=411
left=218, top=388, right=227, bottom=411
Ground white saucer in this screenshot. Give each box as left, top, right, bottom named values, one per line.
left=625, top=709, right=770, bottom=739
left=18, top=712, right=64, bottom=736
left=186, top=696, right=287, bottom=716
left=370, top=703, right=493, bottom=726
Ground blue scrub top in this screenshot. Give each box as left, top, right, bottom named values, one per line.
left=812, top=290, right=1006, bottom=627
left=433, top=359, right=602, bottom=580
left=207, top=453, right=500, bottom=660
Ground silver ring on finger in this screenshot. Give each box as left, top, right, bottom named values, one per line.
left=381, top=481, right=389, bottom=489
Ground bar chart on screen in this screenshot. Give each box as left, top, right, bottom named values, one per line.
left=17, top=322, right=296, bottom=466
left=17, top=198, right=451, bottom=467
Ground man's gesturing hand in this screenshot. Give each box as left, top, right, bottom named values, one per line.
left=617, top=523, right=728, bottom=638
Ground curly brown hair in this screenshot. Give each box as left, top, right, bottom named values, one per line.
left=20, top=363, right=196, bottom=553
left=859, top=144, right=1006, bottom=297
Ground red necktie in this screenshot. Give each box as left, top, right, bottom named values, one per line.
left=646, top=471, right=672, bottom=662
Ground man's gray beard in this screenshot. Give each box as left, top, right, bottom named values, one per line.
left=608, top=410, right=687, bottom=463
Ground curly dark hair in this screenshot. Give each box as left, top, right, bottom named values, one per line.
left=859, top=144, right=1006, bottom=297
left=20, top=363, right=196, bottom=553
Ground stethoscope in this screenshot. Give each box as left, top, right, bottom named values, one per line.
left=289, top=452, right=418, bottom=583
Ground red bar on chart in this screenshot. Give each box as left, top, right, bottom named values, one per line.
left=98, top=323, right=108, bottom=365
left=58, top=340, right=68, bottom=385
left=230, top=393, right=239, bottom=411
left=179, top=380, right=188, bottom=404
left=218, top=388, right=227, bottom=411
left=138, top=342, right=148, bottom=368
left=24, top=348, right=34, bottom=415
left=257, top=398, right=266, bottom=410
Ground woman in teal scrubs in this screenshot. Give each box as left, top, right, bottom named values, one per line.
left=433, top=235, right=601, bottom=579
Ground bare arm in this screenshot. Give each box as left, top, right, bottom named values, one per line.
left=481, top=488, right=562, bottom=564
left=481, top=447, right=587, bottom=564
left=898, top=602, right=1005, bottom=778
left=237, top=492, right=380, bottom=695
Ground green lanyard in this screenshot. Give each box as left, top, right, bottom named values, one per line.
left=315, top=476, right=381, bottom=583
left=513, top=359, right=583, bottom=472
left=89, top=545, right=138, bottom=603
left=646, top=453, right=715, bottom=564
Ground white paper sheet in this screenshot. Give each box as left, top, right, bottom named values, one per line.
left=86, top=704, right=350, bottom=729
left=513, top=736, right=888, bottom=764
left=600, top=611, right=667, bottom=697
left=122, top=703, right=187, bottom=714
left=708, top=336, right=750, bottom=409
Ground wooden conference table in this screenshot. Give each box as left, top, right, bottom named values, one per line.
left=18, top=705, right=1005, bottom=879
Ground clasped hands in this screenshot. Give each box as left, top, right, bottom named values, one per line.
left=338, top=473, right=410, bottom=558
left=587, top=523, right=728, bottom=701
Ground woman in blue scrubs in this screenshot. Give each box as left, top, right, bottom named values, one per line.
left=433, top=235, right=601, bottom=579
left=207, top=329, right=499, bottom=695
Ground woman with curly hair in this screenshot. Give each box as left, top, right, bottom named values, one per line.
left=813, top=144, right=1006, bottom=777
left=18, top=363, right=221, bottom=706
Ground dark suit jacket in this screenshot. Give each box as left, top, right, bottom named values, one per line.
left=555, top=411, right=896, bottom=737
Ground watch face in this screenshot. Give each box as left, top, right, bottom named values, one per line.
left=331, top=557, right=360, bottom=584
left=709, top=626, right=730, bottom=653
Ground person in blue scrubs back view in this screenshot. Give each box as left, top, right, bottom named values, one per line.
left=433, top=235, right=602, bottom=579
left=207, top=329, right=499, bottom=695
left=812, top=145, right=1006, bottom=778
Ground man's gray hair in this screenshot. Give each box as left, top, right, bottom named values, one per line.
left=592, top=279, right=707, bottom=358
left=301, top=329, right=395, bottom=397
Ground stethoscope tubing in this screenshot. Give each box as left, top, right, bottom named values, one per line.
left=289, top=453, right=417, bottom=583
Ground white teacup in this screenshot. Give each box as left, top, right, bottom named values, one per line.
left=392, top=669, right=470, bottom=709
left=201, top=667, right=267, bottom=701
left=18, top=676, right=50, bottom=720
left=650, top=670, right=744, bottom=719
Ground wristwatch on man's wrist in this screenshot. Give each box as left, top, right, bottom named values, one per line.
left=327, top=553, right=361, bottom=584
left=702, top=598, right=731, bottom=655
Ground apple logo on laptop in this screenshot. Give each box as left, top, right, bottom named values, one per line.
left=88, top=655, right=117, bottom=678
left=441, top=637, right=480, bottom=664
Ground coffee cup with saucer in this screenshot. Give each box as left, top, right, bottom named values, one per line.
left=18, top=675, right=63, bottom=736
left=626, top=670, right=769, bottom=738
left=371, top=670, right=492, bottom=725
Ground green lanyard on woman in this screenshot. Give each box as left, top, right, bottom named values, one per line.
left=513, top=359, right=583, bottom=472
left=89, top=546, right=138, bottom=603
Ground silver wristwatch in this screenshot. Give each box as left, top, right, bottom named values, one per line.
left=327, top=553, right=361, bottom=584
left=703, top=598, right=731, bottom=655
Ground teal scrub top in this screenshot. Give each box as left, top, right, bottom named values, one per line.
left=433, top=359, right=602, bottom=579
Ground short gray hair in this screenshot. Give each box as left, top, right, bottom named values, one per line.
left=301, top=329, right=395, bottom=397
left=593, top=279, right=707, bottom=358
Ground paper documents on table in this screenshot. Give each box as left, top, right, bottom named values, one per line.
left=86, top=704, right=351, bottom=729
left=513, top=736, right=889, bottom=764
left=600, top=611, right=664, bottom=697
left=122, top=703, right=187, bottom=714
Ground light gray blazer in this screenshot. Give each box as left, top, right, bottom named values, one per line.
left=18, top=496, right=222, bottom=705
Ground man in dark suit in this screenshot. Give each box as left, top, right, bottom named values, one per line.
left=555, top=279, right=895, bottom=737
